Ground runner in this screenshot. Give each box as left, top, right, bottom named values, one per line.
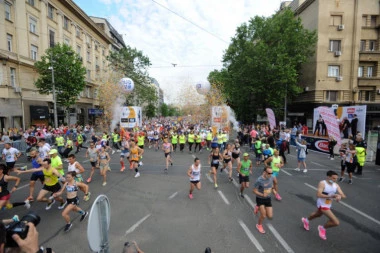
left=179, top=132, right=186, bottom=153
left=25, top=150, right=44, bottom=201
left=295, top=138, right=308, bottom=173
left=232, top=142, right=241, bottom=167
left=222, top=144, right=233, bottom=182
left=129, top=139, right=144, bottom=178
left=171, top=131, right=178, bottom=152
left=342, top=143, right=357, bottom=184
left=301, top=170, right=346, bottom=240
left=237, top=153, right=252, bottom=198
left=254, top=138, right=262, bottom=166
left=264, top=149, right=283, bottom=201
left=85, top=142, right=99, bottom=183
left=137, top=132, right=145, bottom=150
left=187, top=157, right=201, bottom=199
left=0, top=164, right=30, bottom=210
left=1, top=142, right=21, bottom=173
left=162, top=138, right=173, bottom=173
left=55, top=133, right=65, bottom=156
left=97, top=146, right=111, bottom=186
left=253, top=166, right=275, bottom=234
left=208, top=147, right=223, bottom=189
left=52, top=171, right=89, bottom=232
left=49, top=149, right=64, bottom=176
left=38, top=139, right=50, bottom=160
left=194, top=132, right=202, bottom=153
left=18, top=158, right=66, bottom=210
left=119, top=136, right=130, bottom=172
left=62, top=136, right=74, bottom=160
left=188, top=131, right=195, bottom=153
left=153, top=128, right=160, bottom=151
left=67, top=154, right=85, bottom=182
left=206, top=130, right=213, bottom=151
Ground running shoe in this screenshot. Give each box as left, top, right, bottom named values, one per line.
left=135, top=172, right=141, bottom=178
left=254, top=205, right=259, bottom=215
left=303, top=169, right=308, bottom=173
left=80, top=211, right=88, bottom=222
left=58, top=201, right=67, bottom=210
left=294, top=168, right=300, bottom=171
left=112, top=150, right=115, bottom=155
left=330, top=158, right=334, bottom=160
left=45, top=199, right=55, bottom=210
left=120, top=166, right=125, bottom=172
left=117, top=150, right=121, bottom=152
left=348, top=179, right=352, bottom=184
left=12, top=215, right=19, bottom=222
left=318, top=225, right=326, bottom=240
left=164, top=168, right=168, bottom=174
left=107, top=167, right=111, bottom=172
left=229, top=177, right=233, bottom=182
left=64, top=223, right=73, bottom=232
left=240, top=193, right=244, bottom=198
left=84, top=192, right=91, bottom=201
left=25, top=196, right=34, bottom=202
left=86, top=177, right=92, bottom=183
left=338, top=177, right=344, bottom=182
left=302, top=217, right=309, bottom=231
left=138, top=161, right=143, bottom=166
left=102, top=182, right=107, bottom=186
left=24, top=200, right=31, bottom=209
left=214, top=183, right=218, bottom=189
left=171, top=162, right=173, bottom=166
left=189, top=193, right=193, bottom=199
left=275, top=193, right=282, bottom=201
left=256, top=224, right=265, bottom=234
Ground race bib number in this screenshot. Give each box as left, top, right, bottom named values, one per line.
left=264, top=188, right=272, bottom=195
left=325, top=199, right=332, bottom=205
left=45, top=177, right=52, bottom=184
left=212, top=160, right=219, bottom=164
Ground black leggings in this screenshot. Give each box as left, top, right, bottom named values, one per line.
left=180, top=144, right=185, bottom=151
left=188, top=142, right=194, bottom=151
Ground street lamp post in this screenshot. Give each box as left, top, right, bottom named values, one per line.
left=49, top=55, right=58, bottom=129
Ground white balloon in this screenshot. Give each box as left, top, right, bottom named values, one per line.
left=195, top=81, right=210, bottom=95
left=119, top=78, right=134, bottom=93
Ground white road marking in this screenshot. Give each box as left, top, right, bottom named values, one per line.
left=238, top=219, right=265, bottom=253
left=206, top=174, right=213, bottom=183
left=125, top=214, right=152, bottom=236
left=243, top=194, right=256, bottom=209
left=217, top=190, right=230, bottom=205
left=304, top=183, right=380, bottom=226
left=288, top=154, right=296, bottom=158
left=168, top=192, right=178, bottom=200
left=191, top=154, right=196, bottom=158
left=281, top=170, right=292, bottom=176
left=267, top=224, right=295, bottom=253
left=15, top=184, right=29, bottom=191
left=311, top=161, right=324, bottom=167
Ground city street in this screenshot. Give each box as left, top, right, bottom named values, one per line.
left=2, top=144, right=380, bottom=253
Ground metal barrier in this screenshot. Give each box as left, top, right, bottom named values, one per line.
left=0, top=140, right=29, bottom=155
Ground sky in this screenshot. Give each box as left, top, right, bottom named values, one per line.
left=74, top=0, right=282, bottom=103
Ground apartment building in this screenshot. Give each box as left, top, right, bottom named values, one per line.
left=90, top=16, right=126, bottom=52
left=0, top=0, right=115, bottom=130
left=283, top=0, right=380, bottom=129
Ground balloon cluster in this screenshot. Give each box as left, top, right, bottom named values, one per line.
left=195, top=81, right=211, bottom=95
left=118, top=78, right=134, bottom=93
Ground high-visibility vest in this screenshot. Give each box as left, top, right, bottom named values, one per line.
left=188, top=134, right=195, bottom=143
left=206, top=133, right=212, bottom=141
left=179, top=135, right=186, bottom=144
left=172, top=135, right=178, bottom=144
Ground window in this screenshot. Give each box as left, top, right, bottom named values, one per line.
left=31, top=45, right=37, bottom=60
left=85, top=86, right=91, bottom=98
left=360, top=91, right=373, bottom=101
left=367, top=66, right=373, bottom=77
left=86, top=35, right=90, bottom=44
left=5, top=2, right=11, bottom=20
left=371, top=16, right=377, bottom=27
left=64, top=38, right=70, bottom=45
left=358, top=66, right=364, bottom=77
left=329, top=40, right=341, bottom=51
left=48, top=4, right=54, bottom=19
left=102, top=49, right=105, bottom=56
left=362, top=15, right=367, bottom=27
left=87, top=51, right=90, bottom=62
left=49, top=30, right=55, bottom=48
left=76, top=45, right=81, bottom=55
left=369, top=40, right=376, bottom=51
left=10, top=68, right=16, bottom=87
left=360, top=40, right=366, bottom=51
left=328, top=65, right=340, bottom=77
left=326, top=91, right=338, bottom=102
left=27, top=0, right=35, bottom=6
left=86, top=70, right=91, bottom=80
left=7, top=34, right=12, bottom=52
left=76, top=27, right=81, bottom=38
left=330, top=15, right=342, bottom=26
left=29, top=17, right=37, bottom=34
left=63, top=16, right=69, bottom=30
left=95, top=44, right=98, bottom=51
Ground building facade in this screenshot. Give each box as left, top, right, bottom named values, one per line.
left=0, top=0, right=116, bottom=130
left=283, top=0, right=380, bottom=130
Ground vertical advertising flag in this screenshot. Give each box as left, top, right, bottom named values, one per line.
left=317, top=106, right=342, bottom=145
left=265, top=108, right=276, bottom=130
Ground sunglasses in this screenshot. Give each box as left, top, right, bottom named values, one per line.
left=266, top=172, right=273, bottom=174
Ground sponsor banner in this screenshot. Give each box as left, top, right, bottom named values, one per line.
left=300, top=135, right=330, bottom=154
left=120, top=106, right=142, bottom=128
left=211, top=106, right=230, bottom=131
left=317, top=106, right=342, bottom=146
left=265, top=108, right=276, bottom=130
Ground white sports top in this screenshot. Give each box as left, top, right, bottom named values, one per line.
left=190, top=164, right=201, bottom=182
left=68, top=161, right=80, bottom=174
left=316, top=180, right=338, bottom=209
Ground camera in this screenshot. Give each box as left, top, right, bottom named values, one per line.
left=5, top=211, right=41, bottom=247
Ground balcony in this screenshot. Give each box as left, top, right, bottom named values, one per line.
left=359, top=51, right=380, bottom=61
left=358, top=77, right=380, bottom=86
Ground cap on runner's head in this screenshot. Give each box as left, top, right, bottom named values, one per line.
left=4, top=141, right=11, bottom=145
left=243, top=153, right=249, bottom=157
left=49, top=149, right=58, bottom=155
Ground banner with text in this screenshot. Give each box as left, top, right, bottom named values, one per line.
left=265, top=108, right=276, bottom=130
left=317, top=106, right=342, bottom=145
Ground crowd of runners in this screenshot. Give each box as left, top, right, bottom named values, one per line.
left=0, top=118, right=370, bottom=251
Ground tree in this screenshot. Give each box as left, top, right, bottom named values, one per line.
left=160, top=103, right=169, bottom=117
left=145, top=103, right=156, bottom=118
left=208, top=9, right=317, bottom=123
left=34, top=44, right=86, bottom=113
left=107, top=46, right=157, bottom=106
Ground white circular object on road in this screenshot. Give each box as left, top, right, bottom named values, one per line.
left=119, top=77, right=134, bottom=93
left=87, top=194, right=111, bottom=252
left=195, top=81, right=210, bottom=95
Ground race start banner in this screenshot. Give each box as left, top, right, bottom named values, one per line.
left=120, top=106, right=142, bottom=129
left=265, top=108, right=276, bottom=130
left=211, top=106, right=230, bottom=132
left=317, top=106, right=342, bottom=146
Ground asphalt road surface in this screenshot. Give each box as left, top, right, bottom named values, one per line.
left=1, top=144, right=380, bottom=253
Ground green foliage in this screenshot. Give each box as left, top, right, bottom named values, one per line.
left=167, top=105, right=179, bottom=116
left=107, top=46, right=158, bottom=105
left=160, top=103, right=169, bottom=117
left=209, top=9, right=317, bottom=123
left=34, top=43, right=86, bottom=108
left=145, top=103, right=156, bottom=118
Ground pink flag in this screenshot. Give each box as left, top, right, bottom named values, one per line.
left=317, top=106, right=341, bottom=145
left=265, top=108, right=276, bottom=130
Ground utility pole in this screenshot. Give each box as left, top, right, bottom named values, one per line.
left=284, top=84, right=287, bottom=123
left=50, top=54, right=58, bottom=129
